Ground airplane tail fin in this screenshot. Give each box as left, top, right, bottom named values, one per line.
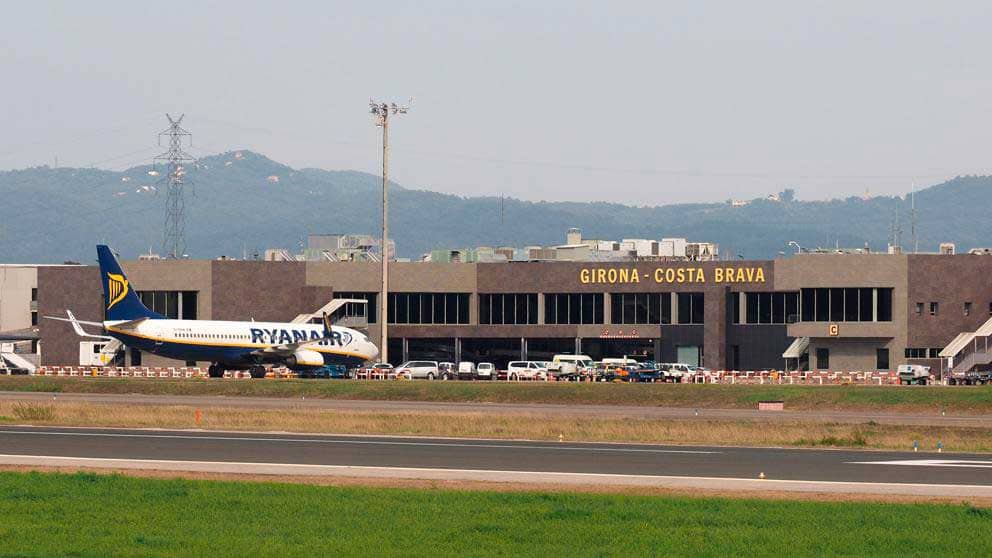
left=96, top=245, right=164, bottom=321
left=322, top=312, right=333, bottom=337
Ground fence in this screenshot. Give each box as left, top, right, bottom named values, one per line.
left=28, top=366, right=926, bottom=385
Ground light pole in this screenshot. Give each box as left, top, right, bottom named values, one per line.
left=370, top=100, right=410, bottom=365
left=788, top=241, right=802, bottom=255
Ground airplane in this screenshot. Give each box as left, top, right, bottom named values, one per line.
left=47, top=245, right=379, bottom=378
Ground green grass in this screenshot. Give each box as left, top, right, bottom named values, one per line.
left=2, top=376, right=992, bottom=414
left=0, top=472, right=989, bottom=557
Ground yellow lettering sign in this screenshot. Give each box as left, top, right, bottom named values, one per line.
left=580, top=266, right=766, bottom=284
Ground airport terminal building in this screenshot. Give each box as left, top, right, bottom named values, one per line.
left=22, top=251, right=992, bottom=374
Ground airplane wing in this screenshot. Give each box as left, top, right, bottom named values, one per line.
left=106, top=317, right=150, bottom=331
left=44, top=310, right=115, bottom=341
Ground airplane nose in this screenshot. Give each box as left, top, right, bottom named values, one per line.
left=367, top=341, right=380, bottom=360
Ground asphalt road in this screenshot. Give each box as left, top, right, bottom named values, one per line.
left=2, top=391, right=988, bottom=426
left=1, top=426, right=990, bottom=496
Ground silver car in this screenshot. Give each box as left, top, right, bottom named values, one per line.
left=397, top=360, right=440, bottom=380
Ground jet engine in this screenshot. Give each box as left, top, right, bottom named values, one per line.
left=285, top=348, right=324, bottom=370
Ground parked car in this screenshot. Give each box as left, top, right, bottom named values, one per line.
left=457, top=361, right=476, bottom=380
left=506, top=361, right=548, bottom=381
left=657, top=363, right=693, bottom=383
left=475, top=362, right=496, bottom=380
left=396, top=361, right=441, bottom=380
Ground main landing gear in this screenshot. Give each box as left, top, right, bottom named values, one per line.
left=207, top=364, right=225, bottom=378
left=248, top=365, right=267, bottom=379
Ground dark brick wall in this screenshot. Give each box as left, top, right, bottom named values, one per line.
left=38, top=266, right=101, bottom=366
left=210, top=261, right=312, bottom=322
left=907, top=254, right=992, bottom=348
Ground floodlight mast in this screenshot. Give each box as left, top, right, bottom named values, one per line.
left=370, top=100, right=410, bottom=365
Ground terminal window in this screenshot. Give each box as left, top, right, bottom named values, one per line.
left=965, top=302, right=972, bottom=316
left=545, top=293, right=603, bottom=325
left=798, top=288, right=892, bottom=322
left=930, top=302, right=938, bottom=316
left=611, top=293, right=671, bottom=325
left=674, top=293, right=704, bottom=324
left=333, top=292, right=377, bottom=324
left=388, top=293, right=469, bottom=325
left=734, top=292, right=799, bottom=324
left=480, top=293, right=538, bottom=325
left=136, top=291, right=197, bottom=320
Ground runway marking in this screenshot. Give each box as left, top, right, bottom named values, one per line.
left=1, top=454, right=991, bottom=493
left=849, top=459, right=992, bottom=468
left=0, top=429, right=719, bottom=455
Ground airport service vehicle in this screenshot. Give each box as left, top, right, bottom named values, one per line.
left=549, top=354, right=594, bottom=374
left=898, top=364, right=931, bottom=385
left=47, top=246, right=379, bottom=379
left=397, top=361, right=441, bottom=380
left=457, top=361, right=476, bottom=380
left=506, top=361, right=548, bottom=381
left=299, top=364, right=350, bottom=379
left=439, top=361, right=457, bottom=380
left=658, top=363, right=693, bottom=383
left=626, top=365, right=661, bottom=382
left=601, top=357, right=639, bottom=367
left=475, top=362, right=496, bottom=380
left=947, top=369, right=992, bottom=385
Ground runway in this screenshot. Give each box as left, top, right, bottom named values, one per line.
left=1, top=426, right=990, bottom=497
left=2, top=391, right=988, bottom=427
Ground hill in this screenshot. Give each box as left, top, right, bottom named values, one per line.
left=1, top=150, right=989, bottom=263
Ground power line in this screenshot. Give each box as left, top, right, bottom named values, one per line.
left=154, top=114, right=194, bottom=259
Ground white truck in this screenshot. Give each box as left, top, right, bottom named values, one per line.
left=548, top=354, right=594, bottom=381
left=897, top=364, right=931, bottom=385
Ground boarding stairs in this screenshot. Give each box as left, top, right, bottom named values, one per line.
left=0, top=351, right=37, bottom=374
left=291, top=298, right=369, bottom=329
left=941, top=317, right=992, bottom=374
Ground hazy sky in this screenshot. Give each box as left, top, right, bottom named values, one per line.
left=2, top=1, right=990, bottom=204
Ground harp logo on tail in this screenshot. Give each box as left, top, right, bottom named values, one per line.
left=106, top=273, right=129, bottom=310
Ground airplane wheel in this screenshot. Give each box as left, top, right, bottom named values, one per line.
left=207, top=365, right=224, bottom=379
left=249, top=366, right=267, bottom=379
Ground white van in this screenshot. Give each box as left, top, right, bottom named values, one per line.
left=507, top=361, right=548, bottom=380
left=550, top=354, right=594, bottom=372
left=476, top=362, right=496, bottom=380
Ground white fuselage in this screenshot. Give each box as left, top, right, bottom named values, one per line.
left=103, top=318, right=378, bottom=367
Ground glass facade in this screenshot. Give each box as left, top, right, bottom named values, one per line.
left=480, top=293, right=538, bottom=325
left=731, top=292, right=799, bottom=324
left=333, top=291, right=377, bottom=323
left=799, top=288, right=892, bottom=322
left=611, top=293, right=672, bottom=325
left=545, top=293, right=604, bottom=325
left=137, top=291, right=197, bottom=320
left=677, top=293, right=704, bottom=324
left=388, top=293, right=470, bottom=324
